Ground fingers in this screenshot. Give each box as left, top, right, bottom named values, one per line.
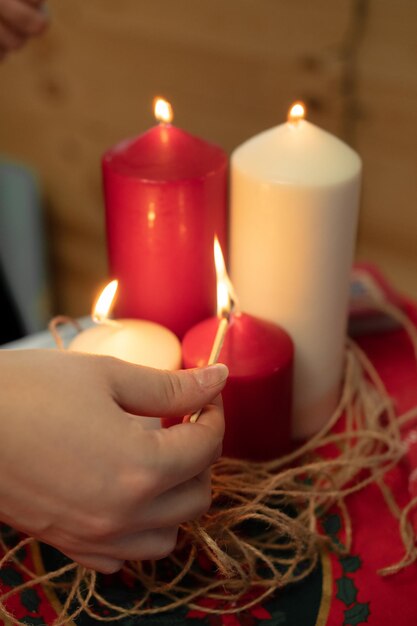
left=106, top=358, right=228, bottom=417
left=53, top=469, right=211, bottom=573
left=63, top=526, right=179, bottom=573
left=0, top=0, right=48, bottom=56
left=100, top=527, right=180, bottom=562
left=0, top=0, right=48, bottom=37
left=54, top=470, right=211, bottom=573
left=63, top=552, right=124, bottom=575
left=136, top=396, right=224, bottom=493
left=21, top=0, right=45, bottom=7
left=0, top=18, right=24, bottom=51
left=48, top=468, right=212, bottom=570
left=130, top=469, right=212, bottom=531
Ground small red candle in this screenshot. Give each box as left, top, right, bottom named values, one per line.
left=102, top=98, right=228, bottom=338
left=182, top=240, right=294, bottom=462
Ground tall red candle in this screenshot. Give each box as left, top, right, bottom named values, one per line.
left=182, top=312, right=294, bottom=461
left=102, top=99, right=228, bottom=338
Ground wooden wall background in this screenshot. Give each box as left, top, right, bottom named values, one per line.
left=0, top=0, right=416, bottom=316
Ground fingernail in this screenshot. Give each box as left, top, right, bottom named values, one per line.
left=194, top=363, right=229, bottom=388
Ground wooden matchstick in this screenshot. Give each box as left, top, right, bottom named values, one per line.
left=189, top=316, right=229, bottom=423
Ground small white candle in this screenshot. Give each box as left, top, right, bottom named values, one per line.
left=69, top=281, right=182, bottom=428
left=230, top=103, right=362, bottom=439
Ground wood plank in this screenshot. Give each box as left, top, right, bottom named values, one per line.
left=0, top=0, right=416, bottom=317
left=355, top=0, right=417, bottom=296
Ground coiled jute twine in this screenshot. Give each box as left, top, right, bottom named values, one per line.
left=2, top=273, right=417, bottom=625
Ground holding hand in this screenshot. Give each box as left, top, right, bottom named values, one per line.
left=0, top=350, right=228, bottom=573
left=0, top=0, right=48, bottom=58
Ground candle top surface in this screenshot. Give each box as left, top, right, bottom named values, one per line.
left=103, top=125, right=227, bottom=181
left=69, top=319, right=182, bottom=370
left=232, top=119, right=361, bottom=186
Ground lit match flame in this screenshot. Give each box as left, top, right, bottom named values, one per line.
left=288, top=101, right=306, bottom=125
left=189, top=238, right=233, bottom=424
left=153, top=97, right=174, bottom=124
left=214, top=236, right=238, bottom=318
left=92, top=279, right=119, bottom=324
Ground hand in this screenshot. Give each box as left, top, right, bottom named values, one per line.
left=0, top=0, right=48, bottom=59
left=0, top=349, right=228, bottom=573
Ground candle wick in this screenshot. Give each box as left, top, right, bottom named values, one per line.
left=92, top=315, right=122, bottom=328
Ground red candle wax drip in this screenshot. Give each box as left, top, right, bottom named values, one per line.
left=102, top=123, right=228, bottom=338
left=182, top=312, right=294, bottom=461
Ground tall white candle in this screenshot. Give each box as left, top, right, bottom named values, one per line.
left=230, top=104, right=362, bottom=439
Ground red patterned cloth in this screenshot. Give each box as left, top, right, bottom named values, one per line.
left=324, top=297, right=417, bottom=626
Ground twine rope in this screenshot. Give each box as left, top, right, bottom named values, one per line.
left=1, top=275, right=417, bottom=623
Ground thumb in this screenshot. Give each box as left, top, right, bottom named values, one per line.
left=102, top=357, right=229, bottom=417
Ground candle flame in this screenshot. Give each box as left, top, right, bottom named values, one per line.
left=288, top=101, right=306, bottom=124
left=214, top=237, right=238, bottom=318
left=153, top=97, right=174, bottom=124
left=92, top=279, right=118, bottom=323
